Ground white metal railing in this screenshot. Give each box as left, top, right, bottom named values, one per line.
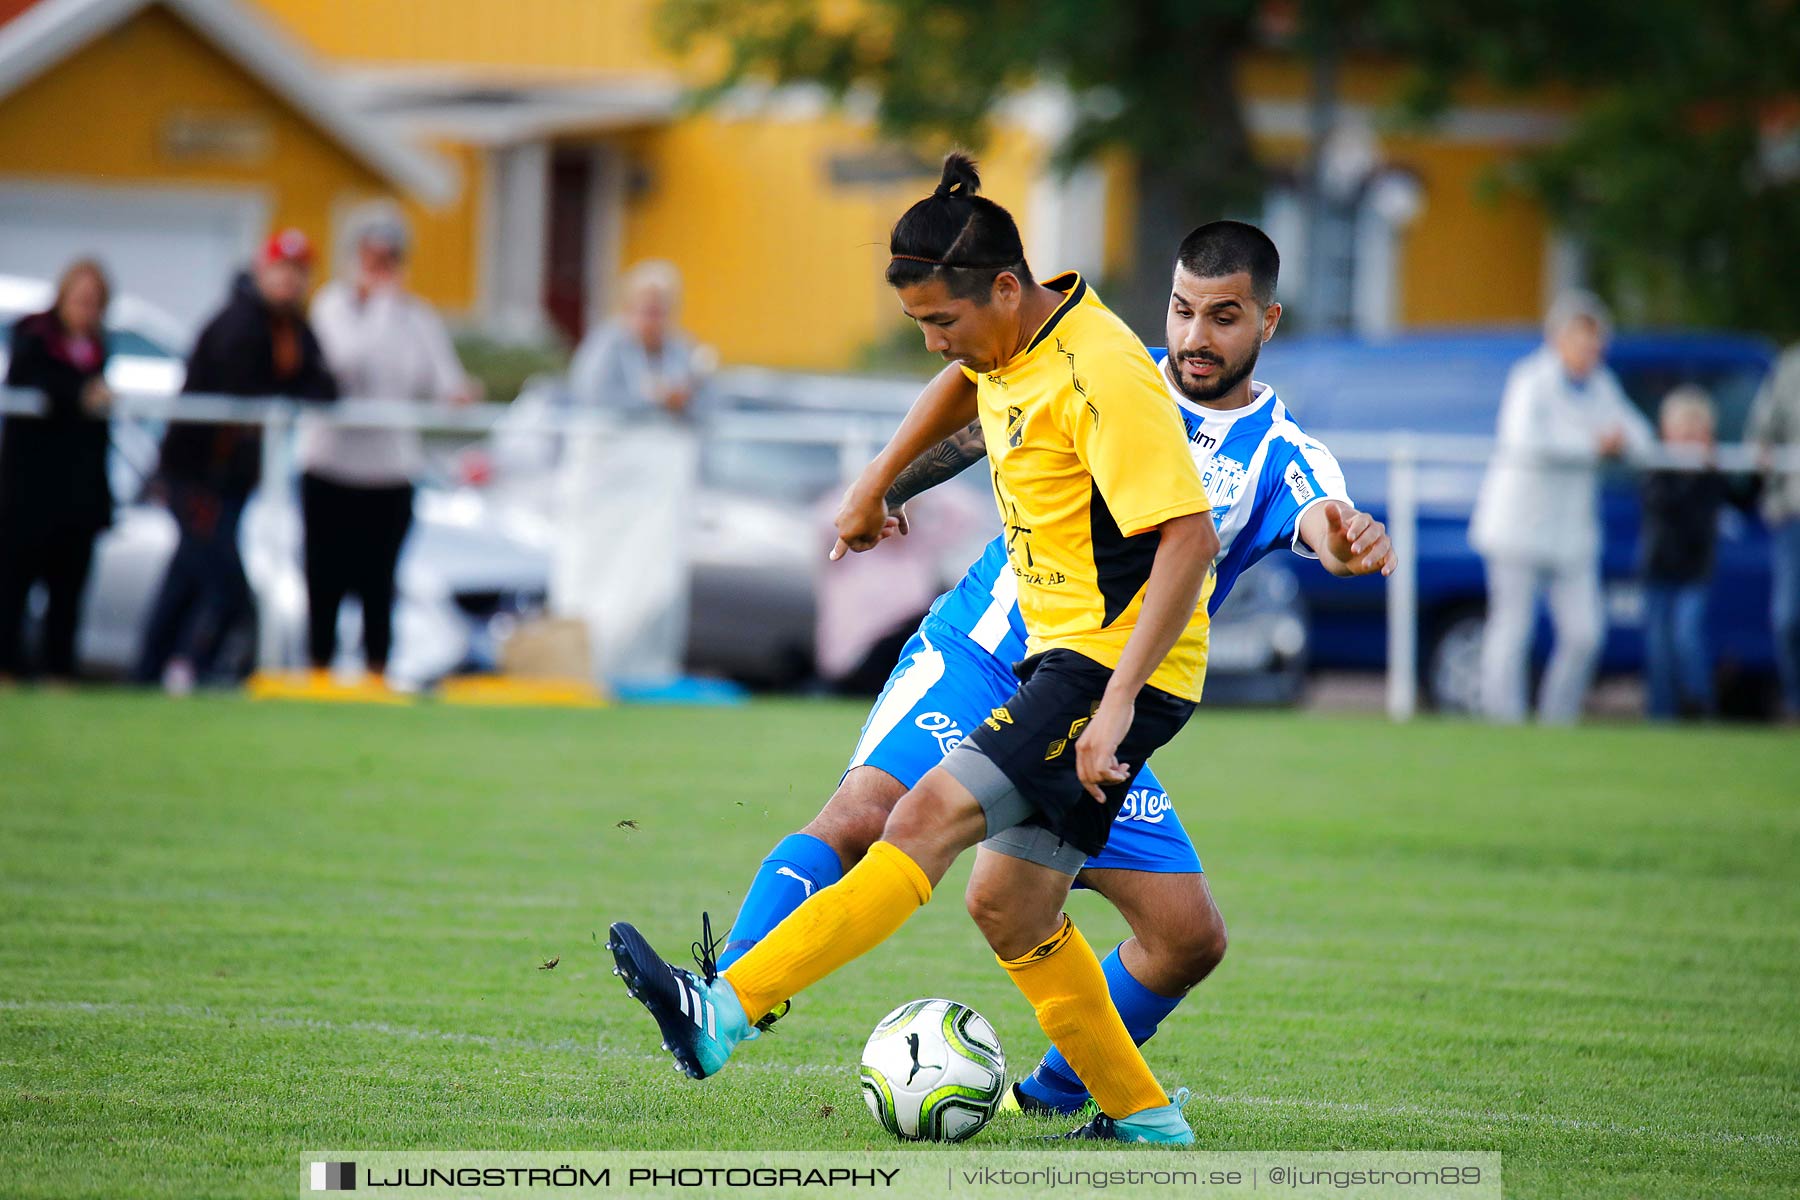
left=1313, top=432, right=1790, bottom=719
left=4, top=386, right=1795, bottom=717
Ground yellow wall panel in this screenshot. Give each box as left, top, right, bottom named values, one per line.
left=614, top=116, right=1046, bottom=371
left=1099, top=149, right=1138, bottom=284
left=0, top=7, right=381, bottom=198
left=395, top=140, right=480, bottom=314
left=1386, top=139, right=1547, bottom=327
left=254, top=0, right=668, bottom=76
left=1242, top=134, right=1547, bottom=327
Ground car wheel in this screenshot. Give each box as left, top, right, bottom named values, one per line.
left=1424, top=607, right=1486, bottom=715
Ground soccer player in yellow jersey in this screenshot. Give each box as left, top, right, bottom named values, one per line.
left=608, top=154, right=1217, bottom=1144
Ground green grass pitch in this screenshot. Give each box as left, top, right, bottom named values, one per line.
left=2, top=691, right=1796, bottom=1197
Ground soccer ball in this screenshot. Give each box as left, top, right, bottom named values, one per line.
left=859, top=998, right=1006, bottom=1142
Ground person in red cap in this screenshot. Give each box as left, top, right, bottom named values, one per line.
left=136, top=228, right=338, bottom=693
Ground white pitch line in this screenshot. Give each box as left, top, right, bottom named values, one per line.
left=0, top=998, right=842, bottom=1076
left=1183, top=1090, right=1797, bottom=1150
left=5, top=998, right=1792, bottom=1150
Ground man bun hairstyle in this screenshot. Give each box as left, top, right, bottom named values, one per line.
left=933, top=151, right=980, bottom=200
left=887, top=153, right=1033, bottom=302
left=1176, top=220, right=1280, bottom=308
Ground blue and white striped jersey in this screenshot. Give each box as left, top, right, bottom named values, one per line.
left=925, top=349, right=1350, bottom=665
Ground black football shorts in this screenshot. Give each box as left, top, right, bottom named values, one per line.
left=940, top=648, right=1196, bottom=865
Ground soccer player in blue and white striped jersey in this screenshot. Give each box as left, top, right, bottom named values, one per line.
left=705, top=221, right=1393, bottom=1115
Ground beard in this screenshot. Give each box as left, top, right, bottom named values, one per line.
left=1169, top=341, right=1260, bottom=404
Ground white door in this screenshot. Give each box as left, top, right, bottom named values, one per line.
left=0, top=181, right=265, bottom=345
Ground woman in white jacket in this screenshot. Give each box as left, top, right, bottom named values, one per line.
left=302, top=205, right=473, bottom=684
left=1470, top=292, right=1653, bottom=724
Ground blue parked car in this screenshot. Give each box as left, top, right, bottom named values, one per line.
left=1253, top=330, right=1777, bottom=714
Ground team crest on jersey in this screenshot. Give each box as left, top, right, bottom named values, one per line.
left=1199, top=454, right=1250, bottom=511
left=1005, top=405, right=1025, bottom=448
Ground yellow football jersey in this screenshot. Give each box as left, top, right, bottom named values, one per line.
left=963, top=272, right=1215, bottom=701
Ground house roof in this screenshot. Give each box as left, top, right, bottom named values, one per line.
left=0, top=0, right=43, bottom=28
left=0, top=0, right=454, bottom=202
left=335, top=66, right=682, bottom=144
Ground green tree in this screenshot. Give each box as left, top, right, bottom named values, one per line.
left=1387, top=1, right=1800, bottom=338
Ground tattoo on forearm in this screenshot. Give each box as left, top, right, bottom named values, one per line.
left=886, top=419, right=988, bottom=507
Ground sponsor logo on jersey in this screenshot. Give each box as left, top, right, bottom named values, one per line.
left=1284, top=461, right=1316, bottom=505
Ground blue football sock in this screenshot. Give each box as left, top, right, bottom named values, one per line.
left=715, top=833, right=844, bottom=971
left=1018, top=942, right=1186, bottom=1111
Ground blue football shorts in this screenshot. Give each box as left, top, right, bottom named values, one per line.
left=843, top=615, right=1203, bottom=876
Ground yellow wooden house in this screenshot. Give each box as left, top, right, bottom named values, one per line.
left=0, top=0, right=1577, bottom=371
left=0, top=0, right=459, bottom=336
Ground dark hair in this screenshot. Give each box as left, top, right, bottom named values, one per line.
left=1175, top=220, right=1280, bottom=307
left=886, top=153, right=1033, bottom=302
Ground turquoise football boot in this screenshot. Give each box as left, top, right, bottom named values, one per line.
left=607, top=921, right=755, bottom=1078
left=1055, top=1087, right=1194, bottom=1145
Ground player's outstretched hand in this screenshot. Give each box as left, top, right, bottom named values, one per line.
left=1322, top=501, right=1395, bottom=577
left=1075, top=698, right=1133, bottom=803
left=831, top=484, right=899, bottom=560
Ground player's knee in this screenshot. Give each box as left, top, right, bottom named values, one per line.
left=1146, top=908, right=1227, bottom=990
left=963, top=877, right=1038, bottom=959
left=1187, top=912, right=1229, bottom=980
left=963, top=877, right=1005, bottom=940
left=804, top=787, right=895, bottom=863
left=880, top=776, right=984, bottom=880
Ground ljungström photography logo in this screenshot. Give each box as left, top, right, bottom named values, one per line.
left=309, top=1161, right=356, bottom=1191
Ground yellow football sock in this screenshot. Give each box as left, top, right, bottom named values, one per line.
left=723, top=840, right=932, bottom=1024
left=998, top=915, right=1168, bottom=1118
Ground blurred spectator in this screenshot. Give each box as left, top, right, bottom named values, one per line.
left=136, top=229, right=338, bottom=694
left=1748, top=342, right=1800, bottom=718
left=552, top=261, right=715, bottom=690
left=1471, top=292, right=1653, bottom=724
left=0, top=259, right=113, bottom=681
left=301, top=203, right=472, bottom=684
left=1639, top=387, right=1734, bottom=720
left=567, top=260, right=713, bottom=418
